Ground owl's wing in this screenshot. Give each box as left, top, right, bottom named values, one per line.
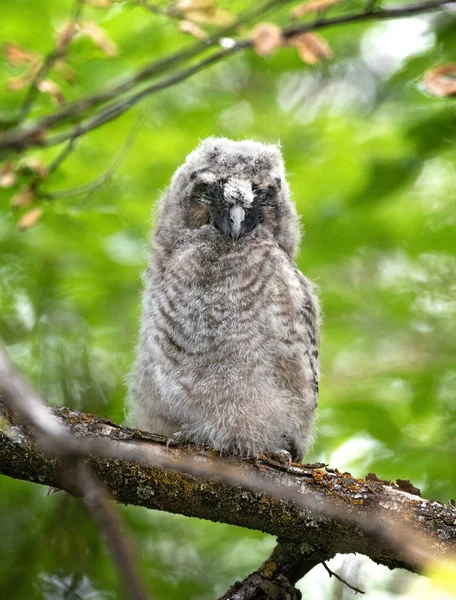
left=273, top=271, right=319, bottom=461
left=273, top=269, right=319, bottom=408
left=298, top=272, right=320, bottom=405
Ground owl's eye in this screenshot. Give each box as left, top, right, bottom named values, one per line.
left=253, top=185, right=277, bottom=209
left=192, top=181, right=224, bottom=206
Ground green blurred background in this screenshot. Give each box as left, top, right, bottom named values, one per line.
left=1, top=0, right=455, bottom=598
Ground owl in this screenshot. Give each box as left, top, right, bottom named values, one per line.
left=127, top=138, right=319, bottom=462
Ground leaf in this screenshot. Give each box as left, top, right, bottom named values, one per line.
left=11, top=187, right=35, bottom=209
left=423, top=64, right=456, bottom=97
left=4, top=42, right=39, bottom=65
left=53, top=60, right=77, bottom=83
left=179, top=20, right=208, bottom=40
left=6, top=63, right=41, bottom=91
left=78, top=21, right=118, bottom=56
left=55, top=21, right=77, bottom=53
left=291, top=0, right=342, bottom=18
left=18, top=207, right=43, bottom=230
left=37, top=79, right=65, bottom=105
left=177, top=0, right=213, bottom=9
left=7, top=74, right=33, bottom=91
left=176, top=0, right=235, bottom=26
left=0, top=162, right=16, bottom=188
left=289, top=32, right=333, bottom=65
left=249, top=23, right=283, bottom=58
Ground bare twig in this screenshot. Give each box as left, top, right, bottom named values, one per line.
left=1, top=0, right=454, bottom=154
left=0, top=345, right=150, bottom=600
left=322, top=562, right=365, bottom=595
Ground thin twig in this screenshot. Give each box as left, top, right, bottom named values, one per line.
left=44, top=42, right=247, bottom=147
left=46, top=136, right=78, bottom=176
left=38, top=113, right=142, bottom=199
left=281, top=0, right=453, bottom=38
left=1, top=0, right=454, bottom=154
left=322, top=562, right=365, bottom=595
left=19, top=0, right=83, bottom=121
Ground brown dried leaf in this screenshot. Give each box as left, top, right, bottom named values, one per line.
left=11, top=187, right=35, bottom=209
left=291, top=0, right=342, bottom=18
left=250, top=23, right=283, bottom=57
left=19, top=157, right=49, bottom=179
left=423, top=64, right=456, bottom=97
left=4, top=43, right=39, bottom=65
left=187, top=8, right=235, bottom=26
left=18, top=207, right=43, bottom=231
left=179, top=20, right=208, bottom=40
left=37, top=79, right=65, bottom=106
left=0, top=163, right=16, bottom=188
left=290, top=32, right=333, bottom=65
left=177, top=0, right=234, bottom=26
left=78, top=21, right=118, bottom=56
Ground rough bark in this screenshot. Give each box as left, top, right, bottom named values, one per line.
left=1, top=404, right=455, bottom=587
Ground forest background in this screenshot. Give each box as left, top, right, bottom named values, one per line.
left=0, top=0, right=455, bottom=598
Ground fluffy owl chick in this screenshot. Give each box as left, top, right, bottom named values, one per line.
left=127, top=137, right=319, bottom=461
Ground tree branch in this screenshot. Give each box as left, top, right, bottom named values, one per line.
left=1, top=0, right=454, bottom=154
left=7, top=0, right=291, bottom=137
left=219, top=540, right=322, bottom=599
left=1, top=403, right=455, bottom=577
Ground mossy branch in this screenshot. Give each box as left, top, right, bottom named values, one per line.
left=1, top=403, right=455, bottom=585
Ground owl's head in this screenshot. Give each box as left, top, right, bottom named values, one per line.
left=155, top=138, right=301, bottom=257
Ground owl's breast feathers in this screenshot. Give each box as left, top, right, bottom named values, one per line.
left=149, top=236, right=318, bottom=397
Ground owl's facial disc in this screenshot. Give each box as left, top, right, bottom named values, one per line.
left=189, top=177, right=279, bottom=240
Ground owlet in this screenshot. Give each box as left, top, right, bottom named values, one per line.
left=127, top=138, right=319, bottom=461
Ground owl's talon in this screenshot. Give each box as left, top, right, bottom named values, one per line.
left=261, top=449, right=293, bottom=467
left=166, top=430, right=188, bottom=449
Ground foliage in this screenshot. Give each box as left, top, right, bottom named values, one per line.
left=1, top=0, right=455, bottom=598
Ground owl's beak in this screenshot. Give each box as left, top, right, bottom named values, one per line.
left=229, top=205, right=245, bottom=240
